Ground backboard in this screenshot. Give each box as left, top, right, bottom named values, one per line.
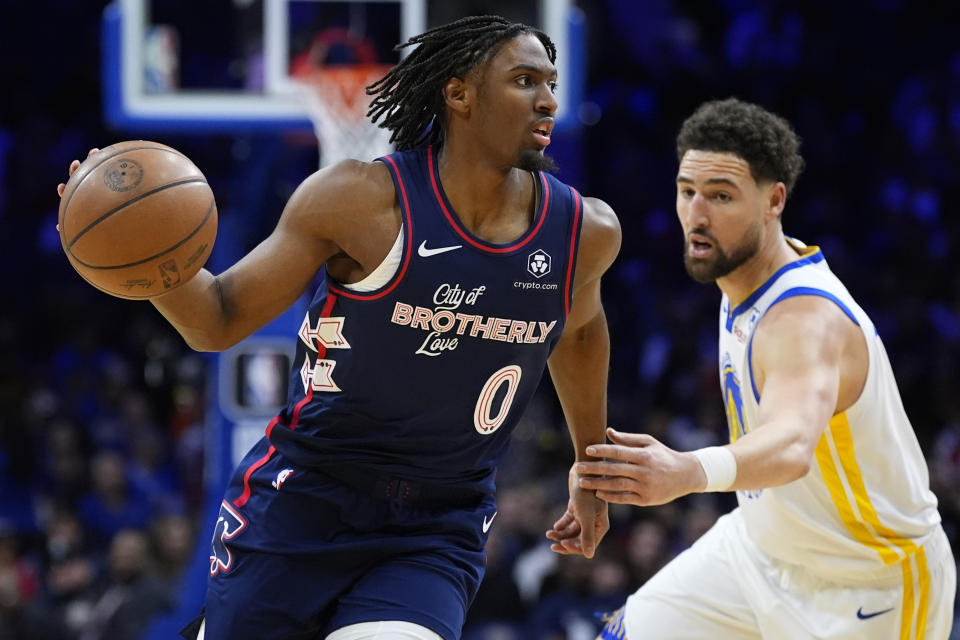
left=102, top=0, right=583, bottom=133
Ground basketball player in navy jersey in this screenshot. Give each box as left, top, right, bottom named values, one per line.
left=566, top=99, right=955, bottom=639
left=59, top=15, right=620, bottom=640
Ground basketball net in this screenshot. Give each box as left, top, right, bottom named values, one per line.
left=292, top=65, right=395, bottom=168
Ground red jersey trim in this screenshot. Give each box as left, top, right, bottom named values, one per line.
left=233, top=292, right=338, bottom=508
left=232, top=445, right=275, bottom=508
left=234, top=387, right=316, bottom=509
left=313, top=293, right=339, bottom=360
left=563, top=188, right=583, bottom=318
left=428, top=145, right=549, bottom=253
left=329, top=155, right=413, bottom=300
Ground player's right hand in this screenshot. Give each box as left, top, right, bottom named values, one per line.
left=57, top=148, right=100, bottom=198
left=575, top=428, right=705, bottom=506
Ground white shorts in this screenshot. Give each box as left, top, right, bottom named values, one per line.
left=197, top=620, right=442, bottom=640
left=613, top=509, right=955, bottom=640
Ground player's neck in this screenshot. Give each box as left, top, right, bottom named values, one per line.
left=435, top=142, right=534, bottom=235
left=717, top=232, right=799, bottom=306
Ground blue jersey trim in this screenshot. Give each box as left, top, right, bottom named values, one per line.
left=745, top=285, right=860, bottom=403
left=725, top=248, right=824, bottom=332
left=747, top=330, right=760, bottom=403
left=769, top=287, right=860, bottom=326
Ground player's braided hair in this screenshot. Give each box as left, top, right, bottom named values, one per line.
left=676, top=98, right=805, bottom=195
left=366, top=15, right=556, bottom=150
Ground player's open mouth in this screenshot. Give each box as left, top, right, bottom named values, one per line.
left=531, top=128, right=551, bottom=146
left=688, top=234, right=714, bottom=258
left=531, top=119, right=554, bottom=146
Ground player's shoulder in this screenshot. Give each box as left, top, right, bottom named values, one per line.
left=581, top=196, right=620, bottom=238
left=278, top=158, right=398, bottom=245
left=301, top=158, right=396, bottom=208
left=755, top=293, right=857, bottom=354
left=576, top=196, right=621, bottom=278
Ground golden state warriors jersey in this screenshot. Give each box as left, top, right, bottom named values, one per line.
left=718, top=239, right=941, bottom=581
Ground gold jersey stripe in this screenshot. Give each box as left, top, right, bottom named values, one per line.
left=815, top=413, right=933, bottom=640
left=814, top=424, right=900, bottom=564
left=914, top=547, right=930, bottom=639
left=829, top=413, right=918, bottom=558
left=900, top=556, right=915, bottom=640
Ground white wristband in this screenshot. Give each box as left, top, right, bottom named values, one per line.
left=692, top=446, right=737, bottom=492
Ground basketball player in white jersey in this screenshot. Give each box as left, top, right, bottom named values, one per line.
left=552, top=98, right=956, bottom=639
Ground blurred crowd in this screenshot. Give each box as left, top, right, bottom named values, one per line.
left=1, top=1, right=959, bottom=638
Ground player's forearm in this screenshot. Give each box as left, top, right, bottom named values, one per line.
left=548, top=310, right=610, bottom=460
left=726, top=418, right=820, bottom=490
left=151, top=269, right=236, bottom=352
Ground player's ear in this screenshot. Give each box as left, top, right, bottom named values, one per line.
left=443, top=76, right=471, bottom=115
left=767, top=182, right=787, bottom=219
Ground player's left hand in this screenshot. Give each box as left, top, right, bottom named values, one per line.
left=575, top=427, right=706, bottom=506
left=545, top=465, right=609, bottom=558
left=56, top=148, right=100, bottom=233
left=57, top=148, right=100, bottom=198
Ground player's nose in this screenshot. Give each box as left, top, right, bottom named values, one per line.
left=536, top=83, right=558, bottom=116
left=684, top=193, right=711, bottom=227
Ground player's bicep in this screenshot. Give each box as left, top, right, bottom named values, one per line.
left=563, top=197, right=620, bottom=332
left=752, top=299, right=844, bottom=440
left=563, top=276, right=603, bottom=332
left=216, top=171, right=342, bottom=318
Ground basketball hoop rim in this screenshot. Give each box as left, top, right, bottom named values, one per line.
left=289, top=64, right=396, bottom=167
left=291, top=64, right=392, bottom=120
left=289, top=64, right=394, bottom=90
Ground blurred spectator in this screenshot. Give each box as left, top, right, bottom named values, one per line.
left=0, top=523, right=71, bottom=640
left=527, top=550, right=629, bottom=640
left=623, top=519, right=669, bottom=586
left=77, top=452, right=151, bottom=550
left=40, top=417, right=89, bottom=508
left=42, top=510, right=99, bottom=636
left=78, top=529, right=172, bottom=640
left=148, top=513, right=194, bottom=588
left=463, top=526, right=527, bottom=637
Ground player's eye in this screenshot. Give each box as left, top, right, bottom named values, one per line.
left=548, top=81, right=558, bottom=93
left=516, top=75, right=531, bottom=87
left=715, top=192, right=732, bottom=203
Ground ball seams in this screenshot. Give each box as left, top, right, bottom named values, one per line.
left=68, top=197, right=216, bottom=270
left=59, top=144, right=189, bottom=232
left=65, top=177, right=209, bottom=252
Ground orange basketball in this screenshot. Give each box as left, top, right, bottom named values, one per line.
left=58, top=140, right=218, bottom=299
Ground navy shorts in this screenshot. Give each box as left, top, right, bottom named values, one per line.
left=198, top=438, right=494, bottom=640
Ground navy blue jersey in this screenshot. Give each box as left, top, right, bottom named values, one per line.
left=264, top=145, right=583, bottom=496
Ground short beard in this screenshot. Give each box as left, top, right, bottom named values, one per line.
left=517, top=150, right=557, bottom=173
left=683, top=222, right=762, bottom=284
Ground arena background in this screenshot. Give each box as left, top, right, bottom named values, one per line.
left=1, top=1, right=958, bottom=638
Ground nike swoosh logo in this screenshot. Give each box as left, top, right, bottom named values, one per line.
left=482, top=511, right=497, bottom=533
left=418, top=240, right=462, bottom=257
left=857, top=606, right=894, bottom=620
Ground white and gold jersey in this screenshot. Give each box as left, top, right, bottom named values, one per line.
left=718, top=239, right=941, bottom=584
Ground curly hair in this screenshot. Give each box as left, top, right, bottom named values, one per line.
left=676, top=98, right=805, bottom=195
left=366, top=15, right=556, bottom=151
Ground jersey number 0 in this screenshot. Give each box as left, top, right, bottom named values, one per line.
left=474, top=365, right=522, bottom=435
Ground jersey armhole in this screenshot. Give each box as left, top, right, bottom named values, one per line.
left=563, top=186, right=584, bottom=319
left=327, top=155, right=413, bottom=301
left=746, top=286, right=862, bottom=403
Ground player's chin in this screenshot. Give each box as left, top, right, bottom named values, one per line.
left=516, top=149, right=557, bottom=173
left=683, top=255, right=720, bottom=284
